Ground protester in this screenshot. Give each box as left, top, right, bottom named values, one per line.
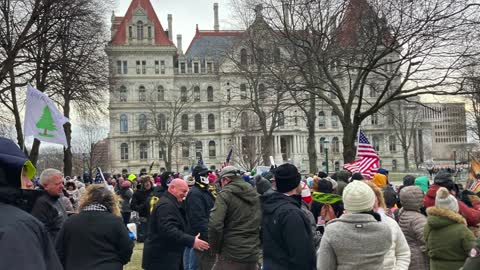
left=55, top=184, right=134, bottom=270
left=31, top=168, right=68, bottom=242
left=317, top=180, right=392, bottom=270
left=398, top=186, right=429, bottom=270
left=424, top=187, right=475, bottom=270
left=117, top=179, right=133, bottom=226
left=0, top=137, right=62, bottom=270
left=142, top=178, right=209, bottom=270
left=262, top=163, right=316, bottom=270
left=209, top=166, right=262, bottom=270
left=130, top=175, right=153, bottom=242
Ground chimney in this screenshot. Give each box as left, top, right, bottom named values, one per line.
left=177, top=34, right=183, bottom=55
left=214, top=3, right=219, bottom=31
left=167, top=14, right=173, bottom=41
left=282, top=2, right=289, bottom=29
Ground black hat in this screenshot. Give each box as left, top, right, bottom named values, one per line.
left=274, top=163, right=301, bottom=193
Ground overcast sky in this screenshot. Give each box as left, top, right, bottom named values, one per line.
left=114, top=0, right=236, bottom=50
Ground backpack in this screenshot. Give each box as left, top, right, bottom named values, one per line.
left=318, top=204, right=337, bottom=225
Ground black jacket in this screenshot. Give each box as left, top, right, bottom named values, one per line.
left=55, top=210, right=133, bottom=270
left=130, top=188, right=152, bottom=218
left=261, top=192, right=316, bottom=270
left=31, top=190, right=68, bottom=242
left=185, top=184, right=215, bottom=240
left=0, top=201, right=63, bottom=270
left=142, top=192, right=195, bottom=270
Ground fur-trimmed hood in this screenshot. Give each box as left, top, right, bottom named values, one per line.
left=426, top=207, right=466, bottom=229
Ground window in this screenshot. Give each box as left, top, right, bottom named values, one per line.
left=155, top=61, right=159, bottom=74
left=240, top=84, right=247, bottom=100
left=180, top=62, right=186, bottom=74
left=136, top=61, right=141, bottom=74
left=194, top=86, right=200, bottom=102
left=147, top=26, right=152, bottom=39
left=318, top=111, right=326, bottom=128
left=142, top=61, right=146, bottom=74
left=372, top=135, right=380, bottom=152
left=139, top=142, right=148, bottom=160
left=258, top=84, right=266, bottom=100
left=389, top=135, right=396, bottom=152
left=117, top=60, right=122, bottom=74
left=120, top=143, right=129, bottom=160
left=182, top=142, right=190, bottom=158
left=194, top=114, right=202, bottom=131
left=128, top=26, right=132, bottom=39
left=331, top=111, right=339, bottom=128
left=241, top=112, right=248, bottom=129
left=195, top=141, right=203, bottom=159
left=157, top=86, right=164, bottom=101
left=332, top=137, right=340, bottom=153
left=208, top=114, right=215, bottom=130
left=320, top=137, right=326, bottom=153
left=160, top=60, right=165, bottom=74
left=193, top=62, right=199, bottom=73
left=207, top=86, right=214, bottom=102
left=138, top=86, right=146, bottom=101
left=120, top=114, right=128, bottom=133
left=240, top=48, right=247, bottom=66
left=226, top=89, right=231, bottom=101
left=181, top=114, right=188, bottom=131
left=137, top=21, right=144, bottom=40
left=181, top=87, right=187, bottom=102
left=371, top=114, right=378, bottom=125
left=119, top=86, right=127, bottom=102
left=158, top=142, right=166, bottom=159
left=139, top=114, right=147, bottom=131
left=157, top=113, right=166, bottom=131
left=209, top=141, right=216, bottom=157
left=123, top=61, right=128, bottom=74
left=278, top=112, right=285, bottom=127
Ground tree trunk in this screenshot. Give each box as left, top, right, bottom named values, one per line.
left=342, top=122, right=358, bottom=163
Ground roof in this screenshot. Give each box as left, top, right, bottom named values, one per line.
left=111, top=0, right=173, bottom=46
left=185, top=27, right=244, bottom=61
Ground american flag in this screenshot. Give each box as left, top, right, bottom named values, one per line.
left=344, top=130, right=379, bottom=180
left=221, top=148, right=233, bottom=169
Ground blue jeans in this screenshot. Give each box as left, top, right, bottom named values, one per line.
left=183, top=247, right=198, bottom=270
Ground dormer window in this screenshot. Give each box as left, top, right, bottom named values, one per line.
left=137, top=21, right=144, bottom=40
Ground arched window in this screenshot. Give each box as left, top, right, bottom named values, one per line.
left=240, top=84, right=247, bottom=100
left=181, top=86, right=187, bottom=102
left=194, top=86, right=200, bottom=102
left=139, top=114, right=147, bottom=131
left=120, top=114, right=128, bottom=133
left=278, top=112, right=285, bottom=127
left=318, top=111, right=326, bottom=128
left=181, top=114, right=188, bottom=131
left=182, top=142, right=190, bottom=158
left=320, top=137, right=326, bottom=153
left=331, top=111, right=339, bottom=128
left=157, top=113, right=166, bottom=131
left=332, top=137, right=340, bottom=153
left=120, top=143, right=129, bottom=160
left=194, top=114, right=202, bottom=131
left=389, top=135, right=396, bottom=152
left=138, top=85, right=146, bottom=102
left=241, top=112, right=248, bottom=129
left=207, top=86, right=214, bottom=102
left=139, top=142, right=148, bottom=160
left=157, top=86, right=164, bottom=101
left=209, top=141, right=216, bottom=157
left=372, top=135, right=380, bottom=152
left=240, top=48, right=247, bottom=66
left=159, top=142, right=166, bottom=159
left=119, top=86, right=127, bottom=102
left=258, top=84, right=266, bottom=100
left=195, top=141, right=203, bottom=159
left=208, top=114, right=215, bottom=131
left=137, top=21, right=144, bottom=40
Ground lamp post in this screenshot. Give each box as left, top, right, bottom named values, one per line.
left=323, top=140, right=330, bottom=174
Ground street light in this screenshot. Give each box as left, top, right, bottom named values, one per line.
left=322, top=140, right=330, bottom=174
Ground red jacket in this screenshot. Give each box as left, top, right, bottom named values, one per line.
left=424, top=184, right=480, bottom=226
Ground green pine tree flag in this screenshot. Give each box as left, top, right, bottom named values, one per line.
left=36, top=106, right=57, bottom=138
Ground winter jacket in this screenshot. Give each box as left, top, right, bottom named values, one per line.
left=55, top=210, right=134, bottom=270
left=130, top=187, right=152, bottom=218
left=397, top=186, right=429, bottom=270
left=142, top=191, right=195, bottom=270
left=424, top=207, right=476, bottom=270
left=414, top=176, right=429, bottom=193
left=31, top=190, right=68, bottom=243
left=185, top=184, right=215, bottom=241
left=209, top=179, right=261, bottom=263
left=317, top=213, right=392, bottom=270
left=424, top=184, right=480, bottom=226
left=381, top=214, right=411, bottom=270
left=262, top=192, right=316, bottom=270
left=117, top=187, right=133, bottom=213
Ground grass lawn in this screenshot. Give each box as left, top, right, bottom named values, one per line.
left=125, top=242, right=143, bottom=270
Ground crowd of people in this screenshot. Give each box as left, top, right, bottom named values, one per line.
left=1, top=136, right=480, bottom=270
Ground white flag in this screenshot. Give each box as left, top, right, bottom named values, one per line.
left=24, top=85, right=69, bottom=147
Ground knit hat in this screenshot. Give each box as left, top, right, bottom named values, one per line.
left=342, top=180, right=376, bottom=213
left=435, top=187, right=459, bottom=213
left=300, top=181, right=312, bottom=204
left=274, top=163, right=301, bottom=193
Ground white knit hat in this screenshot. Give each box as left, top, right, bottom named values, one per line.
left=435, top=187, right=459, bottom=213
left=342, top=180, right=376, bottom=213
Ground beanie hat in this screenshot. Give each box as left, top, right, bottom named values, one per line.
left=274, top=163, right=301, bottom=193
left=300, top=181, right=312, bottom=204
left=435, top=187, right=459, bottom=213
left=342, top=180, right=376, bottom=213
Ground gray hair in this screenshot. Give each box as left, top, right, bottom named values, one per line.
left=39, top=168, right=63, bottom=185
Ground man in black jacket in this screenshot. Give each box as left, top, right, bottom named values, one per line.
left=261, top=163, right=316, bottom=270
left=142, top=178, right=210, bottom=270
left=186, top=165, right=216, bottom=270
left=0, top=137, right=62, bottom=270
